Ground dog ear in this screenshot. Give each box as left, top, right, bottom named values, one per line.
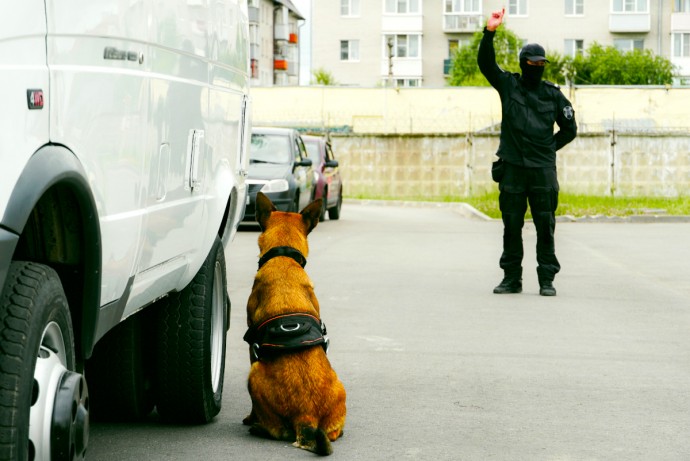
left=255, top=192, right=276, bottom=230
left=300, top=198, right=323, bottom=234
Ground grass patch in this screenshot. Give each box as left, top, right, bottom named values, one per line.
left=348, top=192, right=690, bottom=219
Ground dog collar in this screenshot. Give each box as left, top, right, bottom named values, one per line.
left=258, top=246, right=307, bottom=270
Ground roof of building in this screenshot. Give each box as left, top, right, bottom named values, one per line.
left=275, top=0, right=304, bottom=20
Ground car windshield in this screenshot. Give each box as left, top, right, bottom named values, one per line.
left=250, top=134, right=291, bottom=164
left=304, top=140, right=321, bottom=165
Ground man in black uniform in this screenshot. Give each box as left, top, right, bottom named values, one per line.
left=478, top=8, right=577, bottom=296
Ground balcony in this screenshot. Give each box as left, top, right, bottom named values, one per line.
left=381, top=14, right=423, bottom=33
left=609, top=13, right=651, bottom=33
left=289, top=33, right=298, bottom=44
left=274, top=24, right=289, bottom=42
left=274, top=59, right=288, bottom=71
left=248, top=6, right=259, bottom=24
left=443, top=13, right=482, bottom=33
left=250, top=43, right=259, bottom=60
left=379, top=58, right=422, bottom=78
left=671, top=12, right=690, bottom=31
left=287, top=60, right=298, bottom=77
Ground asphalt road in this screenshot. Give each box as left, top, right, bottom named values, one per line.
left=89, top=202, right=690, bottom=461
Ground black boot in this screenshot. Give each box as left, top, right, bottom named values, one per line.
left=493, top=276, right=522, bottom=294
left=539, top=280, right=557, bottom=296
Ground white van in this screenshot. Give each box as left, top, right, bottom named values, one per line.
left=0, top=1, right=250, bottom=458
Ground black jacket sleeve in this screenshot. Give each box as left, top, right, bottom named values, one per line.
left=477, top=28, right=503, bottom=89
left=554, top=93, right=577, bottom=150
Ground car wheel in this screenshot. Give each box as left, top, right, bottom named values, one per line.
left=154, top=236, right=228, bottom=423
left=288, top=194, right=299, bottom=212
left=0, top=262, right=88, bottom=461
left=328, top=189, right=343, bottom=220
left=319, top=189, right=328, bottom=221
left=87, top=311, right=155, bottom=421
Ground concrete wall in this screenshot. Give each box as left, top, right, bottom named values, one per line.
left=251, top=86, right=690, bottom=197
left=330, top=132, right=690, bottom=198
left=251, top=86, right=690, bottom=133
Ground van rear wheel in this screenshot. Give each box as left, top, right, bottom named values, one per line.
left=154, top=237, right=228, bottom=423
left=87, top=311, right=155, bottom=421
left=0, top=262, right=88, bottom=461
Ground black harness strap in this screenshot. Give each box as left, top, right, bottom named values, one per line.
left=243, top=312, right=328, bottom=361
left=258, top=246, right=307, bottom=270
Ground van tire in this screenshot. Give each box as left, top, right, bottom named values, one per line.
left=154, top=237, right=228, bottom=423
left=0, top=262, right=88, bottom=461
left=87, top=312, right=155, bottom=421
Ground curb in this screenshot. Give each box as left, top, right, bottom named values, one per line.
left=344, top=199, right=690, bottom=223
left=343, top=199, right=492, bottom=221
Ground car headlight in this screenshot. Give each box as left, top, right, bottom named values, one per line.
left=261, top=179, right=289, bottom=193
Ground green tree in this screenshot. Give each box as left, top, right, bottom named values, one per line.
left=567, top=43, right=675, bottom=85
left=312, top=67, right=337, bottom=85
left=448, top=27, right=676, bottom=87
left=447, top=26, right=522, bottom=86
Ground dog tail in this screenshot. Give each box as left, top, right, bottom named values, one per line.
left=294, top=424, right=333, bottom=456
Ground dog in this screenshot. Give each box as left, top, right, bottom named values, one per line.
left=243, top=192, right=346, bottom=456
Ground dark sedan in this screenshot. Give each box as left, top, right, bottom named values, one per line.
left=243, top=127, right=314, bottom=222
left=302, top=134, right=343, bottom=220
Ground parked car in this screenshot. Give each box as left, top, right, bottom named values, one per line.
left=0, top=1, right=250, bottom=458
left=302, top=134, right=344, bottom=220
left=243, top=127, right=315, bottom=222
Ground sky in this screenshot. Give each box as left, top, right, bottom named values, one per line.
left=292, top=0, right=312, bottom=84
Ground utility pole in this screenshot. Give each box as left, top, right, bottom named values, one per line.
left=387, top=37, right=394, bottom=87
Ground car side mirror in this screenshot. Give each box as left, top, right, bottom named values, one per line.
left=325, top=160, right=339, bottom=168
left=295, top=158, right=312, bottom=167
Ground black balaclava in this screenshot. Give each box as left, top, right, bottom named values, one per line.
left=520, top=59, right=544, bottom=88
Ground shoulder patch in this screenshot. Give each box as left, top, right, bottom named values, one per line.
left=544, top=80, right=560, bottom=89
left=563, top=106, right=574, bottom=120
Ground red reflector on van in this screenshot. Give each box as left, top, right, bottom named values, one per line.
left=27, top=89, right=44, bottom=110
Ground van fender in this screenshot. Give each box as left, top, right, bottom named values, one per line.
left=1, top=144, right=102, bottom=359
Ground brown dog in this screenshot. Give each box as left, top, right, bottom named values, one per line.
left=243, top=192, right=346, bottom=456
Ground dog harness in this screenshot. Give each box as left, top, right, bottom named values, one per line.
left=243, top=313, right=329, bottom=361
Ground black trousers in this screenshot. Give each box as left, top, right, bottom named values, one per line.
left=498, top=163, right=560, bottom=282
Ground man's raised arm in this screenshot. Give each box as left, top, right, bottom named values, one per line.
left=477, top=8, right=505, bottom=88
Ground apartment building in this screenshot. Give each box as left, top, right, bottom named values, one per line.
left=310, top=0, right=690, bottom=87
left=249, top=0, right=304, bottom=86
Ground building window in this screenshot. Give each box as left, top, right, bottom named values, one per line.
left=565, top=0, right=584, bottom=15
left=383, top=78, right=421, bottom=87
left=612, top=0, right=648, bottom=13
left=448, top=38, right=471, bottom=56
left=444, top=0, right=480, bottom=13
left=564, top=39, right=584, bottom=56
left=613, top=38, right=644, bottom=51
left=341, top=0, right=360, bottom=16
left=674, top=33, right=690, bottom=57
left=509, top=0, right=527, bottom=16
left=340, top=40, right=360, bottom=61
left=675, top=0, right=690, bottom=12
left=385, top=34, right=420, bottom=58
left=396, top=78, right=421, bottom=87
left=385, top=0, right=420, bottom=14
